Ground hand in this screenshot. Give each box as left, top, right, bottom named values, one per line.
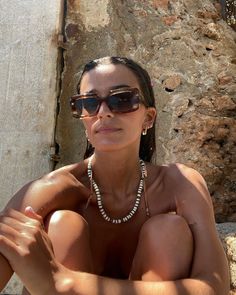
left=0, top=207, right=59, bottom=295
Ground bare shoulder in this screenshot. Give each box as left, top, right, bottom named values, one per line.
left=149, top=162, right=208, bottom=190
left=156, top=162, right=215, bottom=226
left=5, top=161, right=89, bottom=217
left=165, top=163, right=209, bottom=192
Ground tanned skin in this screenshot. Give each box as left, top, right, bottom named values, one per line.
left=0, top=63, right=229, bottom=295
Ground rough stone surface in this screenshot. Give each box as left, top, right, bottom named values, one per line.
left=0, top=0, right=63, bottom=293
left=217, top=223, right=236, bottom=293
left=57, top=0, right=236, bottom=223
left=56, top=0, right=236, bottom=293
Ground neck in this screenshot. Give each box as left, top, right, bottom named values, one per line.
left=87, top=152, right=147, bottom=224
left=89, top=150, right=142, bottom=198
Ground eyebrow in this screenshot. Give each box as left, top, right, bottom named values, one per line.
left=86, top=84, right=131, bottom=94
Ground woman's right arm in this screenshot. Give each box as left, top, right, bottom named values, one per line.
left=0, top=180, right=50, bottom=291
left=0, top=181, right=37, bottom=290
left=0, top=170, right=81, bottom=291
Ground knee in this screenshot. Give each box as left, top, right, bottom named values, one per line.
left=139, top=213, right=192, bottom=245
left=131, top=214, right=193, bottom=281
left=45, top=210, right=93, bottom=272
left=46, top=210, right=89, bottom=235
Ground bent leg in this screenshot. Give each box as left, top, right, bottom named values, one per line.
left=45, top=210, right=93, bottom=272
left=22, top=210, right=93, bottom=295
left=130, top=214, right=193, bottom=282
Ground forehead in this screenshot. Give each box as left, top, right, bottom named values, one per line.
left=80, top=64, right=140, bottom=93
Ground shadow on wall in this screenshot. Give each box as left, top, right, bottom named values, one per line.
left=220, top=0, right=236, bottom=30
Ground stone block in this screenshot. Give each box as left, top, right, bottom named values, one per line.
left=217, top=222, right=236, bottom=292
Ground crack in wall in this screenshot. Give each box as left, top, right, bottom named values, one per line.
left=50, top=0, right=67, bottom=171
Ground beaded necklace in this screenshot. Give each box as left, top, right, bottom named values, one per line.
left=87, top=156, right=148, bottom=224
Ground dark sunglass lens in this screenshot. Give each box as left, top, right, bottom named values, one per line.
left=73, top=97, right=99, bottom=117
left=81, top=97, right=99, bottom=116
left=109, top=91, right=140, bottom=113
left=73, top=99, right=83, bottom=117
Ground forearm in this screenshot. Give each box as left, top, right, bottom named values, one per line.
left=52, top=269, right=219, bottom=295
left=0, top=253, right=13, bottom=291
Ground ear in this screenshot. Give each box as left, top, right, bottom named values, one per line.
left=143, top=107, right=157, bottom=129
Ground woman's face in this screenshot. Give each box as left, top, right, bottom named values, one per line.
left=80, top=63, right=156, bottom=154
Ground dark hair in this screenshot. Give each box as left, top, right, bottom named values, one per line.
left=76, top=56, right=156, bottom=162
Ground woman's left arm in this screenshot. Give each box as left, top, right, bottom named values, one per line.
left=172, top=164, right=230, bottom=293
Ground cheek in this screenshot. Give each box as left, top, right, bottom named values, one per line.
left=126, top=110, right=146, bottom=128
left=82, top=120, right=93, bottom=136
left=121, top=116, right=145, bottom=138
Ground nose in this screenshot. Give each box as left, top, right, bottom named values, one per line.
left=97, top=101, right=113, bottom=118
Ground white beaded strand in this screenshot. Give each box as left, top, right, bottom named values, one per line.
left=87, top=157, right=147, bottom=224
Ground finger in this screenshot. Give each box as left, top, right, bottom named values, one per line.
left=1, top=208, right=30, bottom=224
left=0, top=218, right=38, bottom=242
left=0, top=216, right=26, bottom=232
left=0, top=215, right=40, bottom=234
left=25, top=207, right=45, bottom=233
left=0, top=220, right=36, bottom=248
left=2, top=208, right=42, bottom=229
left=0, top=223, right=21, bottom=245
left=0, top=234, right=20, bottom=265
left=25, top=206, right=42, bottom=223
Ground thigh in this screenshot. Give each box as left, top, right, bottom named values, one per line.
left=21, top=210, right=93, bottom=294
left=129, top=213, right=193, bottom=282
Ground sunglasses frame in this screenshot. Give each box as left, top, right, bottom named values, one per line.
left=70, top=87, right=146, bottom=119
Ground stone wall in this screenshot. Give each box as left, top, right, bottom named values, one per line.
left=57, top=0, right=236, bottom=223
left=56, top=2, right=236, bottom=291
left=0, top=0, right=235, bottom=293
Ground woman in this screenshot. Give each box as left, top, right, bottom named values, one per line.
left=0, top=57, right=230, bottom=294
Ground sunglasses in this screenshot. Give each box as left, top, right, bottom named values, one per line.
left=70, top=87, right=145, bottom=118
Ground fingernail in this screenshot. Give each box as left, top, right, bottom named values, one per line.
left=25, top=206, right=35, bottom=212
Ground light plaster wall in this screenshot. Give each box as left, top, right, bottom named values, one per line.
left=0, top=1, right=63, bottom=206
left=0, top=0, right=63, bottom=293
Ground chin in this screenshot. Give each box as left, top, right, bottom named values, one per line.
left=94, top=144, right=124, bottom=153
left=92, top=139, right=128, bottom=152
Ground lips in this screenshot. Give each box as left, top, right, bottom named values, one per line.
left=95, top=126, right=122, bottom=133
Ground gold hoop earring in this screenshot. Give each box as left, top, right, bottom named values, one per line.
left=142, top=127, right=148, bottom=136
